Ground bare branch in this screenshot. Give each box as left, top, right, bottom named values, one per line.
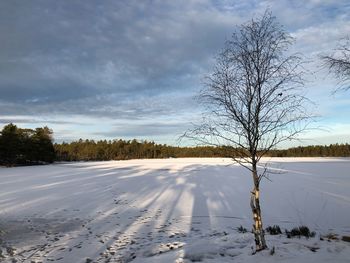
left=183, top=11, right=313, bottom=252
left=321, top=36, right=350, bottom=92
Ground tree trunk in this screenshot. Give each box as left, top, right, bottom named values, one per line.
left=250, top=163, right=267, bottom=251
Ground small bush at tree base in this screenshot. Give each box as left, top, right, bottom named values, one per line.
left=285, top=226, right=315, bottom=238
left=342, top=236, right=350, bottom=242
left=237, top=225, right=248, bottom=233
left=266, top=225, right=282, bottom=235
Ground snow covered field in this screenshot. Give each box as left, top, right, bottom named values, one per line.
left=0, top=158, right=349, bottom=262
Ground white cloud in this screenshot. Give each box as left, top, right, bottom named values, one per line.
left=0, top=0, right=350, bottom=145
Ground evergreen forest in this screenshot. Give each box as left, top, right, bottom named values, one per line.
left=1, top=123, right=350, bottom=166
left=0, top=123, right=55, bottom=166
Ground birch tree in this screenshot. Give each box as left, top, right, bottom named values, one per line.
left=186, top=11, right=311, bottom=251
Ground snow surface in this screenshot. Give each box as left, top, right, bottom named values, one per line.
left=0, top=158, right=349, bottom=262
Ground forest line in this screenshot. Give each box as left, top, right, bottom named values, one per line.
left=1, top=123, right=350, bottom=166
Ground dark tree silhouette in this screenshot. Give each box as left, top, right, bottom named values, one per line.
left=0, top=123, right=21, bottom=166
left=0, top=124, right=55, bottom=166
left=185, top=11, right=311, bottom=251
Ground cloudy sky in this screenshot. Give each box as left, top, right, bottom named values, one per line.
left=0, top=0, right=350, bottom=147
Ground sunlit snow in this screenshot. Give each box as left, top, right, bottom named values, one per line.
left=0, top=158, right=349, bottom=262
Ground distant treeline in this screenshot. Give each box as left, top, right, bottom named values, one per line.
left=0, top=123, right=55, bottom=166
left=268, top=144, right=350, bottom=157
left=54, top=139, right=233, bottom=161
left=1, top=124, right=350, bottom=166
left=55, top=139, right=350, bottom=161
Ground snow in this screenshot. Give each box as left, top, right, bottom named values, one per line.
left=0, top=158, right=349, bottom=262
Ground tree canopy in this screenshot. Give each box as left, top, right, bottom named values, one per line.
left=0, top=123, right=55, bottom=166
left=185, top=11, right=312, bottom=251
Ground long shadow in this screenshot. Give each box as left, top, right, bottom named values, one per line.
left=0, top=160, right=262, bottom=262
left=3, top=159, right=349, bottom=262
left=0, top=165, right=143, bottom=216
left=81, top=162, right=252, bottom=262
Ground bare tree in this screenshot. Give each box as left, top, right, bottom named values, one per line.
left=321, top=37, right=350, bottom=91
left=185, top=11, right=311, bottom=252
